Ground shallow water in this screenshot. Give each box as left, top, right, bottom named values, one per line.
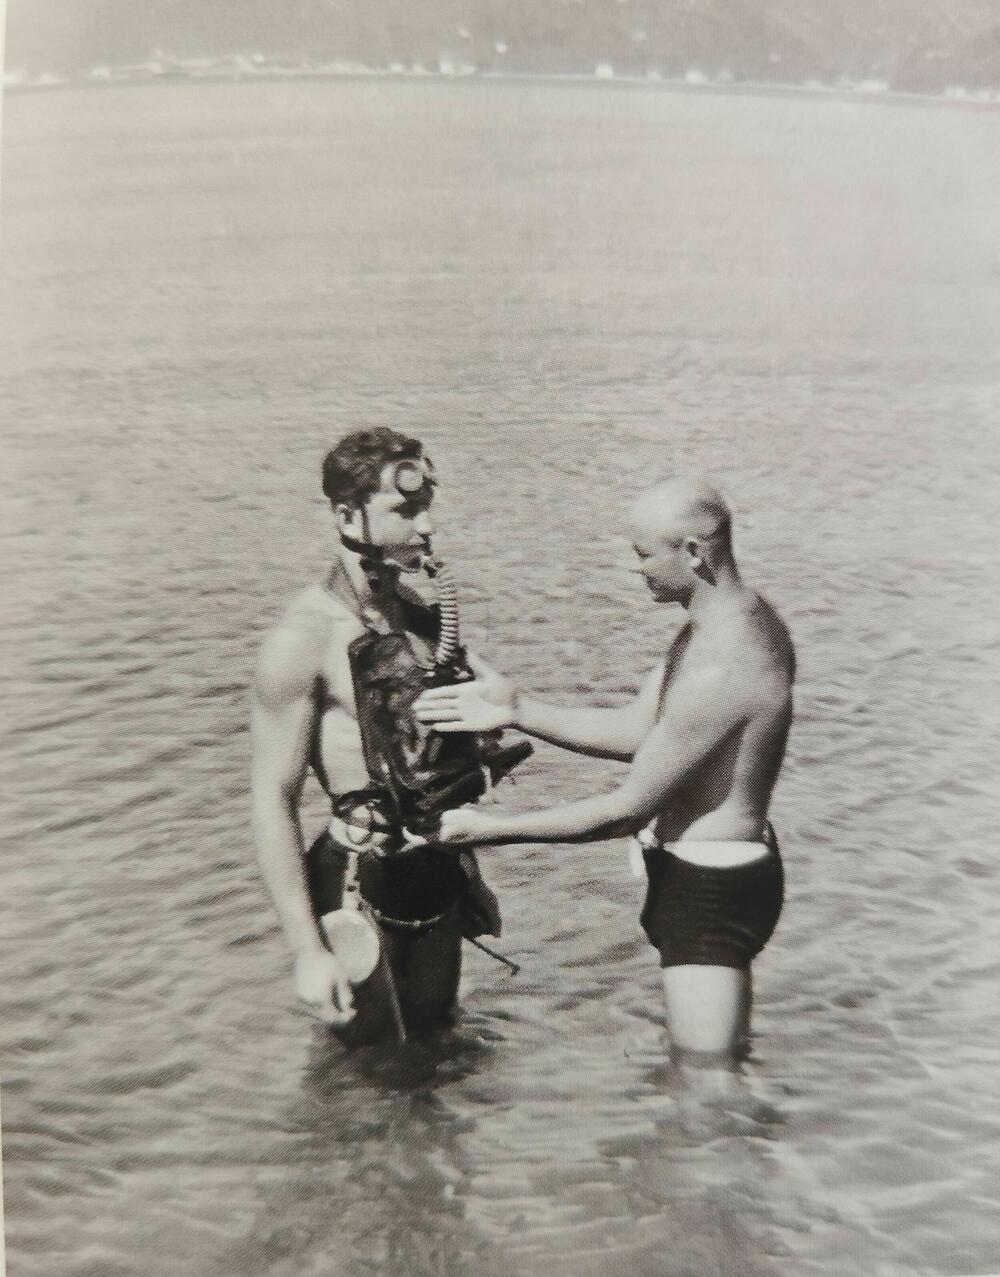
left=1, top=80, right=1000, bottom=1276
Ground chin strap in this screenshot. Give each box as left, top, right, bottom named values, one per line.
left=339, top=531, right=387, bottom=563
left=340, top=537, right=430, bottom=601
left=339, top=503, right=432, bottom=583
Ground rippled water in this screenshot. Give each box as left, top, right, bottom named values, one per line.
left=2, top=80, right=1000, bottom=1277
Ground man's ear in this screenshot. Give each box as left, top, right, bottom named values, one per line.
left=334, top=502, right=360, bottom=536
left=686, top=536, right=716, bottom=584
left=683, top=536, right=703, bottom=570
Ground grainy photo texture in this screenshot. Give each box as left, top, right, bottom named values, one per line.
left=2, top=4, right=1000, bottom=1276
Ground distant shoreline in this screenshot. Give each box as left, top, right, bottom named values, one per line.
left=6, top=67, right=1000, bottom=113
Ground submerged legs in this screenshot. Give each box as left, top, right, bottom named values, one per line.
left=661, top=964, right=752, bottom=1057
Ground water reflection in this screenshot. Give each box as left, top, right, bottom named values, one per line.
left=220, top=1027, right=795, bottom=1277
left=218, top=1028, right=499, bottom=1277
left=582, top=1059, right=791, bottom=1277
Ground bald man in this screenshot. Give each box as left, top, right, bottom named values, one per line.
left=414, top=480, right=795, bottom=1058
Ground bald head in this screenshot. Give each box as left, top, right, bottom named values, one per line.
left=628, top=479, right=736, bottom=605
left=630, top=479, right=732, bottom=553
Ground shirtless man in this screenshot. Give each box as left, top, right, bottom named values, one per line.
left=414, top=479, right=795, bottom=1057
left=251, top=427, right=499, bottom=1040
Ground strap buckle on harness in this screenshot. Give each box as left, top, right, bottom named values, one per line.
left=328, top=813, right=396, bottom=856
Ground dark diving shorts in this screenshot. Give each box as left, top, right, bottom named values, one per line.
left=306, top=830, right=501, bottom=938
left=639, top=828, right=784, bottom=970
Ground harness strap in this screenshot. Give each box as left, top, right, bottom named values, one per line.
left=341, top=846, right=362, bottom=906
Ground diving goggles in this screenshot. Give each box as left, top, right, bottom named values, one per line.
left=389, top=455, right=436, bottom=500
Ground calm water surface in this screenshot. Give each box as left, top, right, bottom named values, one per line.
left=2, top=81, right=1000, bottom=1277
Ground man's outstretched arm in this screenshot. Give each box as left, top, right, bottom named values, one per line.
left=415, top=654, right=664, bottom=762
left=437, top=665, right=746, bottom=846
left=251, top=619, right=354, bottom=1026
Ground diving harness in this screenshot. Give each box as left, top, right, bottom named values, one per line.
left=318, top=523, right=530, bottom=1034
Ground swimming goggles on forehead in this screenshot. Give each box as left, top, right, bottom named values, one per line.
left=389, top=455, right=436, bottom=499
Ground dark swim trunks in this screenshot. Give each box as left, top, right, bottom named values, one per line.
left=306, top=831, right=482, bottom=1039
left=639, top=828, right=784, bottom=970
left=306, top=830, right=501, bottom=938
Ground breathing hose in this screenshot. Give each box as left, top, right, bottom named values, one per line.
left=427, top=557, right=461, bottom=669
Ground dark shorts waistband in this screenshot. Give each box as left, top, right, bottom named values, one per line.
left=640, top=833, right=784, bottom=970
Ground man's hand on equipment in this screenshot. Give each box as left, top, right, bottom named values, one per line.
left=414, top=653, right=517, bottom=733
left=437, top=804, right=496, bottom=845
left=294, top=948, right=356, bottom=1027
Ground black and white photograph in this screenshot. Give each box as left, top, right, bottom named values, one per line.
left=2, top=3, right=999, bottom=1275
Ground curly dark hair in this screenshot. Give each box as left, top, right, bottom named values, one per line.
left=321, top=427, right=424, bottom=509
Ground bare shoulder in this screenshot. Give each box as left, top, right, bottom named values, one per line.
left=736, top=593, right=796, bottom=698
left=690, top=593, right=793, bottom=705
left=255, top=586, right=353, bottom=710
left=747, top=593, right=795, bottom=673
